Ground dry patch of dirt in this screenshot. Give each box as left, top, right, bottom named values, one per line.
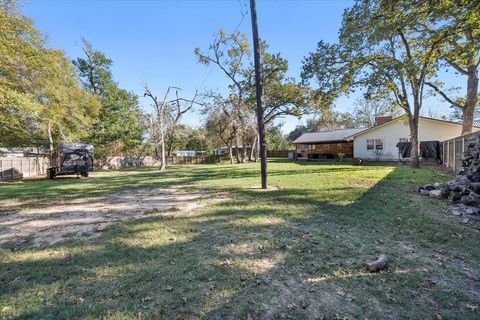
left=0, top=187, right=228, bottom=247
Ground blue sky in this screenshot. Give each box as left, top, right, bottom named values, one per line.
left=23, top=0, right=464, bottom=133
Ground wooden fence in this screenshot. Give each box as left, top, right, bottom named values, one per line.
left=0, top=150, right=294, bottom=181
left=166, top=154, right=230, bottom=165
left=266, top=150, right=294, bottom=158
left=442, top=131, right=480, bottom=173
left=0, top=156, right=48, bottom=181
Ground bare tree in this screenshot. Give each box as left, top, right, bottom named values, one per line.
left=143, top=84, right=197, bottom=171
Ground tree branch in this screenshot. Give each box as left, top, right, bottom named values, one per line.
left=445, top=58, right=469, bottom=75
left=425, top=81, right=463, bottom=108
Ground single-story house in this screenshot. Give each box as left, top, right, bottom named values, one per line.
left=294, top=115, right=479, bottom=161
left=293, top=128, right=366, bottom=160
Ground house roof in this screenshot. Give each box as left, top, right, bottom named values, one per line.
left=344, top=115, right=470, bottom=139
left=293, top=128, right=367, bottom=144
left=293, top=115, right=478, bottom=145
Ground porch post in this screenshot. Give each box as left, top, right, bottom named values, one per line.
left=447, top=141, right=450, bottom=167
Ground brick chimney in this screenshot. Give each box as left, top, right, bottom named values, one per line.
left=375, top=115, right=393, bottom=126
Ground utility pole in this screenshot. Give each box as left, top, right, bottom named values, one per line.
left=250, top=0, right=267, bottom=189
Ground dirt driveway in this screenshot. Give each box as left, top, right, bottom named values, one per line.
left=0, top=187, right=225, bottom=247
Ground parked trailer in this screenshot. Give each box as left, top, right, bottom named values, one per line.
left=47, top=143, right=94, bottom=179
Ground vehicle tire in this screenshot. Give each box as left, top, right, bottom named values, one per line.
left=82, top=172, right=89, bottom=178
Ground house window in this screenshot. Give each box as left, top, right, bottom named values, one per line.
left=367, top=139, right=374, bottom=150
left=303, top=144, right=313, bottom=150
left=367, top=139, right=384, bottom=150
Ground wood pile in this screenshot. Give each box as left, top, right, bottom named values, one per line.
left=418, top=141, right=480, bottom=220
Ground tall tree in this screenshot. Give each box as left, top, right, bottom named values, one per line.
left=352, top=95, right=401, bottom=127
left=266, top=124, right=291, bottom=151
left=419, top=0, right=480, bottom=134
left=302, top=0, right=447, bottom=168
left=203, top=93, right=241, bottom=164
left=73, top=39, right=145, bottom=158
left=195, top=29, right=253, bottom=163
left=0, top=1, right=99, bottom=149
left=248, top=44, right=326, bottom=125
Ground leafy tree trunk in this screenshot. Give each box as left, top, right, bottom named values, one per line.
left=242, top=134, right=247, bottom=163
left=235, top=136, right=241, bottom=164
left=462, top=65, right=479, bottom=135
left=249, top=135, right=257, bottom=161
left=408, top=114, right=420, bottom=169
left=47, top=122, right=54, bottom=152
left=228, top=145, right=234, bottom=164
left=255, top=133, right=260, bottom=162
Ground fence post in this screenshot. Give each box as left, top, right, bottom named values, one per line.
left=447, top=141, right=450, bottom=168
left=0, top=159, right=3, bottom=181
left=462, top=136, right=465, bottom=154
left=453, top=139, right=456, bottom=172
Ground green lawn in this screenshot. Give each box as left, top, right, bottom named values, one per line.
left=1, top=160, right=480, bottom=319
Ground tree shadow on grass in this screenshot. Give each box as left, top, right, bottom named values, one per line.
left=0, top=162, right=385, bottom=208
left=1, top=166, right=479, bottom=319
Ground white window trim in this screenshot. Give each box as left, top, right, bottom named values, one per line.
left=375, top=138, right=384, bottom=151
left=366, top=138, right=384, bottom=151
left=366, top=139, right=374, bottom=151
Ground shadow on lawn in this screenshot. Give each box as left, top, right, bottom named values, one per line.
left=0, top=160, right=382, bottom=206
left=1, top=166, right=479, bottom=319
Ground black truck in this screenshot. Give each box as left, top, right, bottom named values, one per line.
left=47, top=143, right=94, bottom=179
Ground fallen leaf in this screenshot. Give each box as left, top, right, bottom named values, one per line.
left=286, top=303, right=297, bottom=310
left=219, top=259, right=232, bottom=267
left=421, top=280, right=436, bottom=289
left=73, top=297, right=84, bottom=304
left=336, top=288, right=345, bottom=296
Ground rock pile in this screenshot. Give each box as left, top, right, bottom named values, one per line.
left=418, top=141, right=480, bottom=216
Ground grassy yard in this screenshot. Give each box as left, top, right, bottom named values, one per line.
left=1, top=160, right=480, bottom=319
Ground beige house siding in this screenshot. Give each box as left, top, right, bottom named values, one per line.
left=353, top=117, right=477, bottom=160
